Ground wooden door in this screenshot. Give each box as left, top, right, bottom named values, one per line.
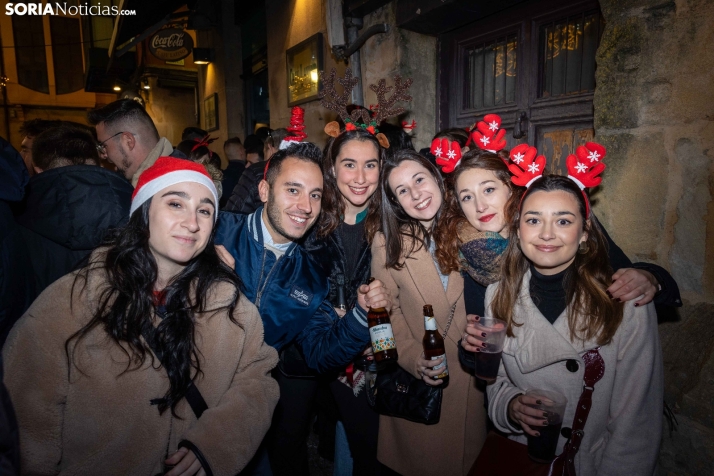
left=439, top=0, right=604, bottom=174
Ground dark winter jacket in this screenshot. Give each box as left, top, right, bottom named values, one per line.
left=220, top=160, right=246, bottom=208
left=15, top=165, right=132, bottom=302
left=303, top=224, right=372, bottom=311
left=223, top=161, right=264, bottom=214
left=0, top=137, right=25, bottom=475
left=0, top=137, right=34, bottom=348
left=215, top=209, right=370, bottom=373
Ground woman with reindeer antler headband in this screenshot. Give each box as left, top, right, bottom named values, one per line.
left=465, top=144, right=664, bottom=475
left=302, top=68, right=411, bottom=476
left=427, top=116, right=680, bottom=373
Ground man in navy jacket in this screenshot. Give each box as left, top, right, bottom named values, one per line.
left=215, top=142, right=389, bottom=475
left=215, top=142, right=388, bottom=371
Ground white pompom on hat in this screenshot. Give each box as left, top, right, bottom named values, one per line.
left=130, top=156, right=219, bottom=221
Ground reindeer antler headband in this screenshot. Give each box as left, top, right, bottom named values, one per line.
left=509, top=142, right=607, bottom=216
left=319, top=68, right=413, bottom=149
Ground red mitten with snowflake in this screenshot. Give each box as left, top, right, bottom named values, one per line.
left=508, top=144, right=546, bottom=187
left=431, top=138, right=462, bottom=173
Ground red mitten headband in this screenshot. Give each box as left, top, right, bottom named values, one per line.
left=471, top=114, right=507, bottom=153
left=431, top=137, right=462, bottom=173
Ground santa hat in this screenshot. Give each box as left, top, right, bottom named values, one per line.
left=279, top=106, right=308, bottom=150
left=130, top=156, right=219, bottom=221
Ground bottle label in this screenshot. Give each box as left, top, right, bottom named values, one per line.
left=424, top=315, right=437, bottom=331
left=369, top=324, right=396, bottom=352
left=431, top=354, right=449, bottom=378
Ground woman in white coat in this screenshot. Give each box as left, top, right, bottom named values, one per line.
left=484, top=162, right=663, bottom=475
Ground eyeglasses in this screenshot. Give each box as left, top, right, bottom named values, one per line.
left=96, top=131, right=125, bottom=153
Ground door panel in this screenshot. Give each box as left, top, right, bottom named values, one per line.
left=439, top=0, right=602, bottom=165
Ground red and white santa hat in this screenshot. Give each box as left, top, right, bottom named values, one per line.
left=130, top=156, right=219, bottom=221
left=279, top=106, right=308, bottom=150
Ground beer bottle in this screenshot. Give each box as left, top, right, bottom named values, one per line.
left=367, top=277, right=397, bottom=363
left=422, top=304, right=449, bottom=385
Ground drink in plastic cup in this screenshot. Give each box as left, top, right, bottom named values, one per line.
left=525, top=389, right=568, bottom=463
left=472, top=316, right=507, bottom=381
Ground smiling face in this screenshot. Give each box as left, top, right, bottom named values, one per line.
left=333, top=139, right=380, bottom=215
left=388, top=159, right=443, bottom=228
left=456, top=168, right=512, bottom=236
left=259, top=157, right=323, bottom=243
left=518, top=189, right=588, bottom=275
left=148, top=181, right=215, bottom=281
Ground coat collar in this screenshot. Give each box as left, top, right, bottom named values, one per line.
left=249, top=206, right=298, bottom=256
left=403, top=238, right=465, bottom=345
left=508, top=269, right=600, bottom=374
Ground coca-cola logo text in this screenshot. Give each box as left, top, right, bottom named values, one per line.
left=149, top=27, right=194, bottom=61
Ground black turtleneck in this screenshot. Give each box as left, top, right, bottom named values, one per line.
left=529, top=264, right=571, bottom=324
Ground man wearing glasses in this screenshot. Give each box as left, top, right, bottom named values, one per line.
left=88, top=99, right=187, bottom=187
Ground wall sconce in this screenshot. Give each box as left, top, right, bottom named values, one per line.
left=193, top=48, right=214, bottom=65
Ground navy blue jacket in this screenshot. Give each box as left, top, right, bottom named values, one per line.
left=215, top=209, right=370, bottom=373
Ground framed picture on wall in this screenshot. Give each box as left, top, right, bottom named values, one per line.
left=204, top=93, right=219, bottom=131
left=286, top=33, right=323, bottom=106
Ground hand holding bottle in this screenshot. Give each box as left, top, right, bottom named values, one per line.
left=416, top=352, right=445, bottom=386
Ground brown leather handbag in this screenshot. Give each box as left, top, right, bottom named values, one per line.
left=469, top=348, right=605, bottom=476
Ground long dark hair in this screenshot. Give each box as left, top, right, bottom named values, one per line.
left=435, top=150, right=523, bottom=274
left=318, top=129, right=386, bottom=238
left=377, top=149, right=446, bottom=269
left=66, top=198, right=242, bottom=416
left=491, top=175, right=624, bottom=345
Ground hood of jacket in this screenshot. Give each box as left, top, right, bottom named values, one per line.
left=16, top=165, right=133, bottom=251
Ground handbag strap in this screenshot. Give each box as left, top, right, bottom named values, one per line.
left=142, top=313, right=209, bottom=420
left=441, top=300, right=459, bottom=340
left=555, top=347, right=605, bottom=474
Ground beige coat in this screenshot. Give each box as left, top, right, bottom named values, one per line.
left=3, top=261, right=280, bottom=476
left=486, top=270, right=663, bottom=476
left=371, top=233, right=487, bottom=476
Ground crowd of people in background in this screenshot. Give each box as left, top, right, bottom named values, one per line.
left=0, top=83, right=681, bottom=476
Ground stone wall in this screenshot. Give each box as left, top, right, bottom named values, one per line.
left=593, top=0, right=714, bottom=473
left=361, top=2, right=437, bottom=152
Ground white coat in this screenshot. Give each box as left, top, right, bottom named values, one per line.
left=485, top=270, right=663, bottom=476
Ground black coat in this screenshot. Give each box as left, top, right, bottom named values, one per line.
left=220, top=160, right=245, bottom=209
left=0, top=137, right=34, bottom=349
left=303, top=223, right=372, bottom=310
left=16, top=165, right=132, bottom=302
left=223, top=161, right=264, bottom=214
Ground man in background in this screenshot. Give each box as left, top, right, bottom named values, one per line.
left=88, top=99, right=185, bottom=186
left=16, top=125, right=132, bottom=301
left=221, top=137, right=246, bottom=207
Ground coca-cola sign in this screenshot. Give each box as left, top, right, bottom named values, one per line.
left=149, top=28, right=194, bottom=61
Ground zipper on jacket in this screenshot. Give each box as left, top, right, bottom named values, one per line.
left=256, top=253, right=282, bottom=307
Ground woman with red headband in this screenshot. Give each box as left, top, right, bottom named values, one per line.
left=431, top=116, right=680, bottom=369
left=3, top=157, right=279, bottom=476
left=473, top=154, right=663, bottom=474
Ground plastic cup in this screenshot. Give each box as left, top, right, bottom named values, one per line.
left=471, top=316, right=507, bottom=381
left=525, top=389, right=568, bottom=463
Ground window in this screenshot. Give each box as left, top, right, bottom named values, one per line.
left=12, top=16, right=49, bottom=93
left=539, top=11, right=604, bottom=98
left=50, top=16, right=85, bottom=94
left=465, top=35, right=518, bottom=110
